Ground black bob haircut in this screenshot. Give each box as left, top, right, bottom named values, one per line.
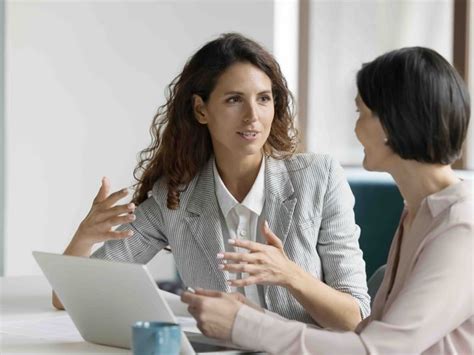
left=356, top=47, right=470, bottom=165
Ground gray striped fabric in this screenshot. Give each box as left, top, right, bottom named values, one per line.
left=92, top=153, right=371, bottom=323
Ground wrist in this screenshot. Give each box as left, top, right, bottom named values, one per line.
left=64, top=234, right=94, bottom=257
left=283, top=261, right=305, bottom=290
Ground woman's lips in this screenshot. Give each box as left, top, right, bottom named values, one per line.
left=237, top=131, right=259, bottom=140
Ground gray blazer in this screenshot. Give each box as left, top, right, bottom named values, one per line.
left=92, top=153, right=370, bottom=323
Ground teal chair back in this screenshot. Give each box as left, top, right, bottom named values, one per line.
left=348, top=178, right=404, bottom=279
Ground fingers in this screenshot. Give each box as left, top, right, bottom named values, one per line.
left=228, top=238, right=266, bottom=252
left=103, top=213, right=136, bottom=228
left=75, top=179, right=136, bottom=246
left=92, top=177, right=130, bottom=211
left=217, top=252, right=257, bottom=263
left=261, top=220, right=283, bottom=249
left=181, top=291, right=207, bottom=307
left=194, top=288, right=224, bottom=298
left=97, top=203, right=136, bottom=222
left=181, top=289, right=226, bottom=307
left=104, top=229, right=134, bottom=240
left=181, top=291, right=197, bottom=305
left=228, top=276, right=260, bottom=287
left=93, top=177, right=111, bottom=204
left=219, top=263, right=260, bottom=274
left=101, top=188, right=131, bottom=209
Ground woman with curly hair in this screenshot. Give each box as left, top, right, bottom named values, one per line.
left=53, top=33, right=370, bottom=330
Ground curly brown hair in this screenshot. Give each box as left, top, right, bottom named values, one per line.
left=132, top=33, right=299, bottom=209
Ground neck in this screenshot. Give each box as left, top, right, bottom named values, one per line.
left=388, top=160, right=459, bottom=217
left=214, top=151, right=263, bottom=202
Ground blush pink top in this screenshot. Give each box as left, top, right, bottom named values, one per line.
left=231, top=180, right=474, bottom=354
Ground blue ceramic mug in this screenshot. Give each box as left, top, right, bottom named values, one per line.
left=132, top=321, right=181, bottom=355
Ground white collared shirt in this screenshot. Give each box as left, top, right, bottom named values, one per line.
left=213, top=158, right=266, bottom=307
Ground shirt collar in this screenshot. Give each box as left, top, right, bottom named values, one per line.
left=241, top=158, right=266, bottom=215
left=213, top=158, right=266, bottom=217
left=425, top=179, right=474, bottom=217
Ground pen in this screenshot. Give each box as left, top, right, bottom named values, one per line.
left=186, top=286, right=196, bottom=294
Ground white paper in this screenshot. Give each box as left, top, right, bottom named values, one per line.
left=0, top=314, right=82, bottom=342
left=0, top=292, right=198, bottom=344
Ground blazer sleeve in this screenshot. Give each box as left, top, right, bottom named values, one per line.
left=316, top=156, right=370, bottom=318
left=91, top=193, right=168, bottom=263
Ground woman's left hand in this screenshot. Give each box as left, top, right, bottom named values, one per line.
left=218, top=221, right=301, bottom=288
left=181, top=289, right=242, bottom=340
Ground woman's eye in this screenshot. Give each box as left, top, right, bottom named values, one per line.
left=259, top=95, right=272, bottom=103
left=226, top=96, right=241, bottom=103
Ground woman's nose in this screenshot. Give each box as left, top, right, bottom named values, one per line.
left=243, top=102, right=258, bottom=123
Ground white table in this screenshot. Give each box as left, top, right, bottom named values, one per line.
left=1, top=275, right=130, bottom=354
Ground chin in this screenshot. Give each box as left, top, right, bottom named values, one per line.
left=240, top=144, right=264, bottom=156
left=362, top=156, right=378, bottom=172
left=363, top=159, right=389, bottom=173
left=362, top=160, right=371, bottom=171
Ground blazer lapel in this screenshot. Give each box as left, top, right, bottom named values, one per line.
left=262, top=157, right=296, bottom=246
left=262, top=157, right=296, bottom=298
left=184, top=157, right=230, bottom=291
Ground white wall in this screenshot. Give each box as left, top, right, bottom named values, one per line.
left=5, top=0, right=274, bottom=277
left=305, top=0, right=453, bottom=165
left=273, top=0, right=298, bottom=101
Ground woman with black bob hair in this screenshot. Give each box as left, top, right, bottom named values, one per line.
left=54, top=33, right=371, bottom=331
left=357, top=46, right=469, bottom=166
left=182, top=47, right=473, bottom=354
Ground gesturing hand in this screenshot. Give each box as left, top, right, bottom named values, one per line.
left=181, top=289, right=243, bottom=341
left=72, top=177, right=136, bottom=247
left=217, top=221, right=301, bottom=288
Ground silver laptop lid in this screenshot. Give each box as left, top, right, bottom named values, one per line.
left=33, top=251, right=195, bottom=354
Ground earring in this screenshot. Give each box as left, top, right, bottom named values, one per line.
left=384, top=137, right=389, bottom=145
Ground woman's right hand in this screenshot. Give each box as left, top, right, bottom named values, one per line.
left=66, top=177, right=136, bottom=256
left=55, top=177, right=137, bottom=309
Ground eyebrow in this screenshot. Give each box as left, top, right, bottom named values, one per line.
left=223, top=90, right=272, bottom=96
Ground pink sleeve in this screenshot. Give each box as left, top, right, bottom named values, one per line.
left=231, top=204, right=473, bottom=354
left=359, top=222, right=473, bottom=353
left=262, top=308, right=290, bottom=321
left=232, top=305, right=366, bottom=354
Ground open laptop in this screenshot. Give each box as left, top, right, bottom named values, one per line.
left=33, top=251, right=258, bottom=355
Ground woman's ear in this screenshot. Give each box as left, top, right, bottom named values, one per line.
left=193, top=95, right=207, bottom=124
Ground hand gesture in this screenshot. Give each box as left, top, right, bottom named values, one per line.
left=217, top=221, right=301, bottom=288
left=72, top=177, right=136, bottom=248
left=181, top=289, right=242, bottom=340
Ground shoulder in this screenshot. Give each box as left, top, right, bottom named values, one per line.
left=149, top=169, right=204, bottom=212
left=425, top=188, right=474, bottom=258
left=444, top=192, right=474, bottom=238
left=150, top=178, right=167, bottom=206
left=449, top=195, right=474, bottom=221
left=272, top=153, right=346, bottom=188
left=436, top=180, right=474, bottom=233
left=266, top=154, right=351, bottom=206
left=273, top=153, right=340, bottom=175
left=420, top=202, right=473, bottom=277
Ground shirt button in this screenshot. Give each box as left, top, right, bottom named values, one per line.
left=239, top=230, right=247, bottom=237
